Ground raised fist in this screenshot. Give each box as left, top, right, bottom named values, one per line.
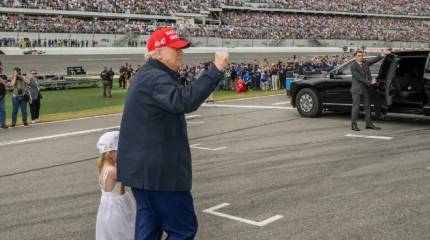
left=213, top=52, right=229, bottom=72
left=383, top=49, right=392, bottom=56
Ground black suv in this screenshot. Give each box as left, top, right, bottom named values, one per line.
left=291, top=51, right=430, bottom=118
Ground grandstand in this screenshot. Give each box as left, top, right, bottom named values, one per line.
left=0, top=0, right=429, bottom=49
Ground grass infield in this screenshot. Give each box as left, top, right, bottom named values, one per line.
left=2, top=86, right=286, bottom=125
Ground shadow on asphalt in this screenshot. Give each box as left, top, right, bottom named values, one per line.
left=319, top=111, right=430, bottom=127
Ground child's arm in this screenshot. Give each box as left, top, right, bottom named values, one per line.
left=104, top=167, right=125, bottom=195
left=103, top=166, right=117, bottom=192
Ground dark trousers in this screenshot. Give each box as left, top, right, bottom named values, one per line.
left=280, top=77, right=286, bottom=89
left=245, top=82, right=253, bottom=90
left=29, top=98, right=41, bottom=120
left=119, top=76, right=127, bottom=89
left=0, top=97, right=5, bottom=127
left=103, top=81, right=112, bottom=97
left=132, top=188, right=198, bottom=240
left=254, top=79, right=260, bottom=90
left=351, top=91, right=371, bottom=124
left=119, top=76, right=123, bottom=88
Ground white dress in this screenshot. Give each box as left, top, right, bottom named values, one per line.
left=96, top=168, right=136, bottom=240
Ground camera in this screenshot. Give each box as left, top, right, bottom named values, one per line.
left=14, top=67, right=22, bottom=75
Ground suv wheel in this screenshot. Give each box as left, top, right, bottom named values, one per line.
left=296, top=88, right=322, bottom=117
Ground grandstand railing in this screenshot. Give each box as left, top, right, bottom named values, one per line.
left=1, top=31, right=429, bottom=50
left=0, top=7, right=178, bottom=20
left=221, top=5, right=430, bottom=20
left=1, top=5, right=430, bottom=21
left=1, top=28, right=429, bottom=48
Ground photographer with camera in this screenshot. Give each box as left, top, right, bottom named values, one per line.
left=11, top=67, right=30, bottom=127
left=108, top=67, right=115, bottom=93
left=0, top=62, right=7, bottom=129
left=119, top=63, right=129, bottom=89
left=100, top=67, right=112, bottom=98
left=28, top=70, right=42, bottom=123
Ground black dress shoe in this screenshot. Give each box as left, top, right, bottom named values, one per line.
left=365, top=123, right=381, bottom=130
left=351, top=123, right=360, bottom=131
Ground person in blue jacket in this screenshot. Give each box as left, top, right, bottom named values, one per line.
left=117, top=27, right=229, bottom=240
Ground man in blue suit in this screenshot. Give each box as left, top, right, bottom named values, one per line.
left=117, top=28, right=229, bottom=240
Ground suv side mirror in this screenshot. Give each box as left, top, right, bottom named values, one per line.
left=330, top=70, right=340, bottom=79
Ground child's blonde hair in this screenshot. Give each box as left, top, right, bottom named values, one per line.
left=97, top=151, right=116, bottom=175
left=97, top=151, right=125, bottom=195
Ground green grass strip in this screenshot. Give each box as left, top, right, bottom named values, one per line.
left=2, top=86, right=286, bottom=125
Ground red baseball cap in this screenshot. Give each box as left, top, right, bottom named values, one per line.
left=147, top=28, right=190, bottom=52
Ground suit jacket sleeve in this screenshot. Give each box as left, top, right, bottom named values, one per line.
left=366, top=55, right=383, bottom=66
left=351, top=62, right=371, bottom=87
left=151, top=65, right=223, bottom=114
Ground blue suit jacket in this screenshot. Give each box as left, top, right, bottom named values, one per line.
left=117, top=59, right=223, bottom=191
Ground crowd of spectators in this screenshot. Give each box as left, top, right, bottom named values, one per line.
left=3, top=0, right=429, bottom=17
left=226, top=0, right=430, bottom=17
left=1, top=12, right=429, bottom=43
left=179, top=54, right=348, bottom=91
left=214, top=12, right=430, bottom=42
left=0, top=0, right=14, bottom=7
left=0, top=14, right=177, bottom=34
left=17, top=0, right=220, bottom=15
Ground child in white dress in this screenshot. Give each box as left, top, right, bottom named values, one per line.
left=95, top=131, right=136, bottom=240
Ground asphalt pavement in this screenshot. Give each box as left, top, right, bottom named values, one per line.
left=0, top=52, right=341, bottom=75
left=1, top=94, right=430, bottom=240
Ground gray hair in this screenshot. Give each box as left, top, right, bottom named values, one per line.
left=147, top=47, right=167, bottom=60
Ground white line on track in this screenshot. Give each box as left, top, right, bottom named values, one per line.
left=272, top=101, right=290, bottom=106
left=32, top=113, right=123, bottom=126
left=202, top=103, right=294, bottom=110
left=27, top=114, right=200, bottom=127
left=345, top=133, right=393, bottom=140
left=0, top=126, right=119, bottom=147
left=1, top=115, right=202, bottom=146
left=187, top=121, right=205, bottom=125
left=203, top=203, right=283, bottom=227
left=186, top=115, right=201, bottom=119
left=190, top=143, right=227, bottom=151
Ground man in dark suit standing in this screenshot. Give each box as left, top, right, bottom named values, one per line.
left=350, top=50, right=389, bottom=131
left=117, top=28, right=229, bottom=240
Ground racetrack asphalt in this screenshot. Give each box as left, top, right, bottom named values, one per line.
left=0, top=52, right=342, bottom=75
left=1, top=94, right=430, bottom=240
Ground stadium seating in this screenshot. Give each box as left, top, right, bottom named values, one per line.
left=0, top=1, right=429, bottom=45
left=2, top=0, right=427, bottom=17
left=1, top=12, right=428, bottom=42
left=227, top=0, right=430, bottom=17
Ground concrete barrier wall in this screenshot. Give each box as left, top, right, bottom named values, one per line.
left=2, top=32, right=429, bottom=48
left=1, top=32, right=429, bottom=55
left=0, top=32, right=152, bottom=47
left=0, top=46, right=345, bottom=55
